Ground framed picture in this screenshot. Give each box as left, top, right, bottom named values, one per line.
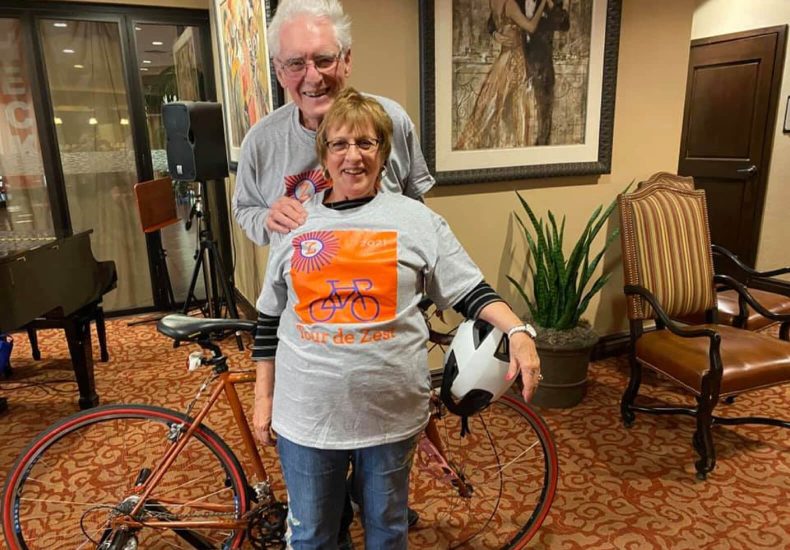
left=212, top=0, right=283, bottom=168
left=420, top=0, right=622, bottom=184
left=173, top=28, right=201, bottom=102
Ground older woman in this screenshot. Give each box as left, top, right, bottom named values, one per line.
left=252, top=88, right=540, bottom=549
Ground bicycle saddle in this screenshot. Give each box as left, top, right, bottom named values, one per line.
left=157, top=314, right=256, bottom=342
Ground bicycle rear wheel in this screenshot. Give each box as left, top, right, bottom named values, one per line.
left=409, top=394, right=558, bottom=549
left=2, top=404, right=250, bottom=549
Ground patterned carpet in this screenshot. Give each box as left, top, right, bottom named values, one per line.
left=0, top=318, right=788, bottom=549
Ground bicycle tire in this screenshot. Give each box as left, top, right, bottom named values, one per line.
left=2, top=404, right=250, bottom=550
left=409, top=394, right=558, bottom=549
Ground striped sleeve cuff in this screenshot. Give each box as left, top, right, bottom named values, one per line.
left=453, top=281, right=504, bottom=319
left=251, top=312, right=280, bottom=361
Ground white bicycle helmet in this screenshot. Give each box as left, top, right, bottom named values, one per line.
left=440, top=319, right=515, bottom=432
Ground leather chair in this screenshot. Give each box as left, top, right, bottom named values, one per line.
left=638, top=172, right=790, bottom=339
left=618, top=182, right=790, bottom=479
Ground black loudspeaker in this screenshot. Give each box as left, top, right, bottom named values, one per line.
left=162, top=102, right=228, bottom=182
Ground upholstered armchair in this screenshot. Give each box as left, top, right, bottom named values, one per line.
left=638, top=172, right=790, bottom=339
left=618, top=183, right=790, bottom=479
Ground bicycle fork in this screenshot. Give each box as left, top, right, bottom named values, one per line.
left=419, top=403, right=474, bottom=498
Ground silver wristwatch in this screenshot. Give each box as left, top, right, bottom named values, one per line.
left=507, top=323, right=537, bottom=340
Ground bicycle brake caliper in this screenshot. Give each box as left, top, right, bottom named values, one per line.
left=167, top=422, right=185, bottom=443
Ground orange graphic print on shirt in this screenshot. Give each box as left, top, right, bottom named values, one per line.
left=284, top=169, right=331, bottom=201
left=291, top=230, right=397, bottom=324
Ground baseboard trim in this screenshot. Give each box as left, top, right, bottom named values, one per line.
left=591, top=331, right=631, bottom=360
left=234, top=289, right=257, bottom=320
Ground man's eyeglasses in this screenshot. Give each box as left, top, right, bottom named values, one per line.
left=325, top=138, right=381, bottom=155
left=278, top=52, right=342, bottom=77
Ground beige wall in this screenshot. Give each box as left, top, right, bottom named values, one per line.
left=226, top=0, right=696, bottom=335
left=342, top=0, right=694, bottom=335
left=692, top=0, right=790, bottom=277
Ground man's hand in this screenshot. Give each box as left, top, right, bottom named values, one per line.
left=266, top=196, right=308, bottom=234
left=506, top=333, right=542, bottom=403
left=253, top=395, right=276, bottom=446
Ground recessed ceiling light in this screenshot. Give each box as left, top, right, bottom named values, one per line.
left=152, top=41, right=163, bottom=46
left=74, top=64, right=84, bottom=69
left=63, top=49, right=75, bottom=54
left=142, top=60, right=152, bottom=64
left=120, top=118, right=129, bottom=125
left=53, top=22, right=68, bottom=28
left=140, top=67, right=149, bottom=72
left=88, top=117, right=98, bottom=125
left=135, top=26, right=142, bottom=31
left=54, top=117, right=63, bottom=125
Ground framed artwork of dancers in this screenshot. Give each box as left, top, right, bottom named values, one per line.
left=212, top=0, right=283, bottom=169
left=419, top=0, right=622, bottom=184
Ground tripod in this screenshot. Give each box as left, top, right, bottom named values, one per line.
left=182, top=181, right=243, bottom=350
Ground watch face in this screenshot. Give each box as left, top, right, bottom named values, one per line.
left=525, top=324, right=537, bottom=338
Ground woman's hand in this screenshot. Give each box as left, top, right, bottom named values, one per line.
left=507, top=332, right=542, bottom=403
left=253, top=395, right=276, bottom=446
left=477, top=302, right=542, bottom=403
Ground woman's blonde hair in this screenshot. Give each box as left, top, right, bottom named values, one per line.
left=316, top=87, right=393, bottom=179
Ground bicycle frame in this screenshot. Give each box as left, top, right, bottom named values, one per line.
left=119, top=369, right=461, bottom=532
left=122, top=367, right=266, bottom=531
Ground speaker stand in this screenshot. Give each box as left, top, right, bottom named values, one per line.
left=127, top=241, right=177, bottom=327
left=182, top=181, right=243, bottom=350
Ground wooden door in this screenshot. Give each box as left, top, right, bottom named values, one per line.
left=678, top=25, right=787, bottom=267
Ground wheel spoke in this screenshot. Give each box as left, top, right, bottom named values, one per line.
left=4, top=405, right=248, bottom=549
left=409, top=396, right=557, bottom=548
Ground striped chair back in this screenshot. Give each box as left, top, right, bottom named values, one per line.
left=619, top=183, right=717, bottom=320
left=637, top=171, right=695, bottom=191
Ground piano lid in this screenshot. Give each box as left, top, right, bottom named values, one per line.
left=0, top=231, right=57, bottom=261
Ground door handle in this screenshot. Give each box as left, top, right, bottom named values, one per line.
left=736, top=165, right=757, bottom=176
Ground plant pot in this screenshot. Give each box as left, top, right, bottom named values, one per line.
left=531, top=339, right=596, bottom=408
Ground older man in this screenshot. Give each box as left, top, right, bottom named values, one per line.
left=232, top=1, right=433, bottom=547
left=232, top=0, right=434, bottom=246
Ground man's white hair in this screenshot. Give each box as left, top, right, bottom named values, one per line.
left=267, top=0, right=352, bottom=59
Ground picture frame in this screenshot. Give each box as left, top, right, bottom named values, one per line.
left=784, top=95, right=790, bottom=133
left=212, top=0, right=284, bottom=169
left=419, top=0, right=622, bottom=184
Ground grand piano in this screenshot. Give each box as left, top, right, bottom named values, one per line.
left=0, top=230, right=117, bottom=410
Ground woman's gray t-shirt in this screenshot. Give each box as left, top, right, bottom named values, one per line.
left=257, top=192, right=483, bottom=449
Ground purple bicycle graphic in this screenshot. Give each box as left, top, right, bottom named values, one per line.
left=308, top=279, right=381, bottom=322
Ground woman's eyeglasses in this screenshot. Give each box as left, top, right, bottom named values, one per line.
left=325, top=138, right=381, bottom=155
left=278, top=52, right=342, bottom=77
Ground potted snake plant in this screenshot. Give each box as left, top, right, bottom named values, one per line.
left=507, top=190, right=623, bottom=408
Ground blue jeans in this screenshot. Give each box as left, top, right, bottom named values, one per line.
left=277, top=434, right=418, bottom=550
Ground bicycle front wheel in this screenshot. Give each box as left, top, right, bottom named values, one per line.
left=409, top=394, right=558, bottom=549
left=2, top=404, right=250, bottom=550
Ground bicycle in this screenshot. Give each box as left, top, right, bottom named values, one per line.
left=2, top=312, right=558, bottom=549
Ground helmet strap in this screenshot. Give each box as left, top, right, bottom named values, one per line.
left=440, top=363, right=472, bottom=438
left=460, top=416, right=471, bottom=438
